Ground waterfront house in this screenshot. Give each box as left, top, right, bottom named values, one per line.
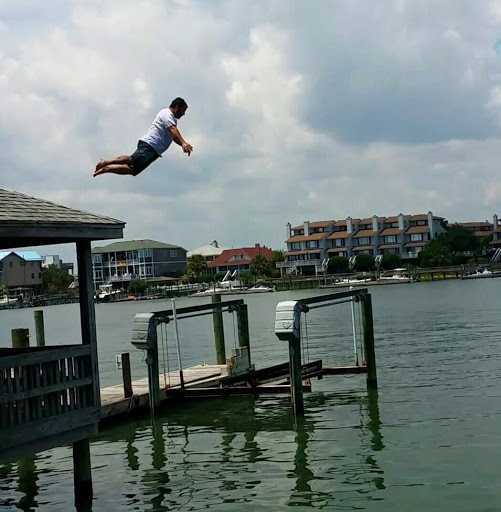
left=0, top=250, right=43, bottom=292
left=91, top=239, right=187, bottom=288
left=279, top=211, right=448, bottom=275
left=187, top=240, right=228, bottom=275
left=207, top=244, right=274, bottom=275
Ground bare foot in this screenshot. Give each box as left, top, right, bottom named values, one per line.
left=95, top=159, right=107, bottom=171
left=93, top=166, right=108, bottom=177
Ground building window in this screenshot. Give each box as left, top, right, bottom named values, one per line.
left=146, top=266, right=152, bottom=276
left=145, top=249, right=152, bottom=257
left=417, top=220, right=427, bottom=226
left=290, top=242, right=301, bottom=250
left=93, top=254, right=102, bottom=264
left=411, top=234, right=423, bottom=242
left=306, top=241, right=319, bottom=249
left=334, top=239, right=345, bottom=247
left=385, top=235, right=397, bottom=243
left=170, top=250, right=178, bottom=258
left=358, top=237, right=370, bottom=245
left=31, top=273, right=34, bottom=279
left=313, top=227, right=324, bottom=233
left=9, top=261, right=13, bottom=267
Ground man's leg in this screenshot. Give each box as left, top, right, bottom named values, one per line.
left=95, top=155, right=132, bottom=171
left=93, top=164, right=134, bottom=177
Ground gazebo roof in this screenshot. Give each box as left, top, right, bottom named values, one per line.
left=0, top=188, right=125, bottom=249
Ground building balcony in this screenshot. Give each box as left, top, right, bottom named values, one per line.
left=106, top=273, right=141, bottom=283
left=276, top=260, right=323, bottom=268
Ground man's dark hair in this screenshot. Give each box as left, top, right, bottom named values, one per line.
left=170, top=97, right=188, bottom=109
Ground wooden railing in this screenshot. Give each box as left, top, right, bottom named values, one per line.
left=0, top=345, right=99, bottom=453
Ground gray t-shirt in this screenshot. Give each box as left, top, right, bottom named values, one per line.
left=140, top=108, right=177, bottom=156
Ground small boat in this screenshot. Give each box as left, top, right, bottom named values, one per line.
left=247, top=283, right=275, bottom=293
left=379, top=268, right=411, bottom=283
left=0, top=295, right=22, bottom=310
left=95, top=284, right=123, bottom=302
left=461, top=268, right=500, bottom=280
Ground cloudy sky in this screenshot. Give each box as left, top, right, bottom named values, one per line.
left=3, top=0, right=501, bottom=262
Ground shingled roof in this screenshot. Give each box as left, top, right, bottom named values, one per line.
left=0, top=188, right=125, bottom=249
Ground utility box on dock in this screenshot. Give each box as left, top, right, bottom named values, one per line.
left=275, top=301, right=301, bottom=341
left=131, top=313, right=159, bottom=350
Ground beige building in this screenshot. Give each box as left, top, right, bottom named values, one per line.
left=278, top=211, right=448, bottom=275
left=0, top=251, right=43, bottom=290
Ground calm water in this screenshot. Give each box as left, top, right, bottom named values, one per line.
left=1, top=279, right=501, bottom=511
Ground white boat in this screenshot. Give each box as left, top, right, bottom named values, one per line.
left=95, top=284, right=123, bottom=302
left=379, top=268, right=411, bottom=283
left=0, top=295, right=22, bottom=310
left=247, top=283, right=275, bottom=293
left=462, top=268, right=500, bottom=280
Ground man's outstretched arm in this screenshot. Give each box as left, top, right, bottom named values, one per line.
left=168, top=125, right=193, bottom=155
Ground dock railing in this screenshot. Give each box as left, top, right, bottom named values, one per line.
left=0, top=344, right=99, bottom=462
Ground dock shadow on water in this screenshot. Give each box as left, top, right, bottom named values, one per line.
left=1, top=388, right=384, bottom=511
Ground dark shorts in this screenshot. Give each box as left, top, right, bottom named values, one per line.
left=129, top=140, right=159, bottom=176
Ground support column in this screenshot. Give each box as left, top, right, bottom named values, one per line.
left=289, top=328, right=304, bottom=417
left=212, top=294, right=226, bottom=365
left=34, top=310, right=45, bottom=347
left=236, top=304, right=251, bottom=364
left=361, top=294, right=378, bottom=389
left=73, top=438, right=92, bottom=502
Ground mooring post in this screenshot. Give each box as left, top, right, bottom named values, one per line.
left=361, top=293, right=378, bottom=389
left=236, top=303, right=251, bottom=364
left=11, top=328, right=29, bottom=348
left=121, top=352, right=133, bottom=398
left=73, top=438, right=92, bottom=502
left=212, top=294, right=226, bottom=365
left=34, top=310, right=45, bottom=347
left=147, top=323, right=161, bottom=409
left=289, top=332, right=304, bottom=417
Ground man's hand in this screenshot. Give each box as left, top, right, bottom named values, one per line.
left=182, top=142, right=193, bottom=156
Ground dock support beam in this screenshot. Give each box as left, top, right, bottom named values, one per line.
left=34, top=310, right=45, bottom=347
left=212, top=294, right=226, bottom=365
left=73, top=438, right=92, bottom=503
left=121, top=353, right=133, bottom=398
left=361, top=293, right=378, bottom=389
left=289, top=333, right=304, bottom=417
left=147, top=329, right=161, bottom=409
left=237, top=304, right=251, bottom=364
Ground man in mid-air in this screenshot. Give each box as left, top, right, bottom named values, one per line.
left=93, top=97, right=193, bottom=178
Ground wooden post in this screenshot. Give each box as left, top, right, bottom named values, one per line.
left=212, top=294, right=226, bottom=365
left=289, top=331, right=304, bottom=416
left=121, top=353, right=133, bottom=398
left=73, top=438, right=92, bottom=501
left=361, top=294, right=378, bottom=389
left=236, top=303, right=251, bottom=364
left=11, top=328, right=29, bottom=348
left=34, top=310, right=45, bottom=347
left=147, top=324, right=160, bottom=409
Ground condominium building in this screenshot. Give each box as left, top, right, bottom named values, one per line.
left=0, top=251, right=43, bottom=290
left=490, top=215, right=501, bottom=248
left=278, top=212, right=448, bottom=275
left=91, top=239, right=187, bottom=287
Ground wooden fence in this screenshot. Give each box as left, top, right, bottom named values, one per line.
left=0, top=345, right=99, bottom=455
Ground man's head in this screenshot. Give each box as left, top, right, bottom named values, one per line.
left=170, top=97, right=188, bottom=119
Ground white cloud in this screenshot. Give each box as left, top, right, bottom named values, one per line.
left=2, top=0, right=501, bottom=266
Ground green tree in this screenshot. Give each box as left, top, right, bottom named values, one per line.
left=186, top=254, right=207, bottom=277
left=129, top=279, right=149, bottom=295
left=353, top=254, right=375, bottom=272
left=418, top=239, right=452, bottom=267
left=479, top=233, right=493, bottom=254
left=444, top=226, right=479, bottom=254
left=270, top=250, right=285, bottom=277
left=42, top=265, right=74, bottom=293
left=250, top=254, right=272, bottom=277
left=327, top=256, right=349, bottom=274
left=380, top=253, right=401, bottom=270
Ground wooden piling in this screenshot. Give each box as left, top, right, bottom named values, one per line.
left=34, top=310, right=45, bottom=347
left=236, top=304, right=251, bottom=363
left=11, top=328, right=29, bottom=349
left=73, top=438, right=92, bottom=501
left=148, top=329, right=160, bottom=409
left=121, top=353, right=133, bottom=398
left=289, top=335, right=304, bottom=416
left=212, top=294, right=226, bottom=365
left=361, top=294, right=378, bottom=389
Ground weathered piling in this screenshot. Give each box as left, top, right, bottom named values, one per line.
left=121, top=353, right=133, bottom=398
left=236, top=303, right=251, bottom=363
left=289, top=333, right=304, bottom=417
left=34, top=310, right=45, bottom=347
left=212, top=294, right=226, bottom=364
left=73, top=438, right=92, bottom=500
left=361, top=294, right=377, bottom=389
left=11, top=328, right=29, bottom=349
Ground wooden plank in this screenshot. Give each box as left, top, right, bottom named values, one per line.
left=0, top=377, right=93, bottom=405
left=0, top=345, right=91, bottom=371
left=322, top=366, right=368, bottom=375
left=0, top=408, right=100, bottom=451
